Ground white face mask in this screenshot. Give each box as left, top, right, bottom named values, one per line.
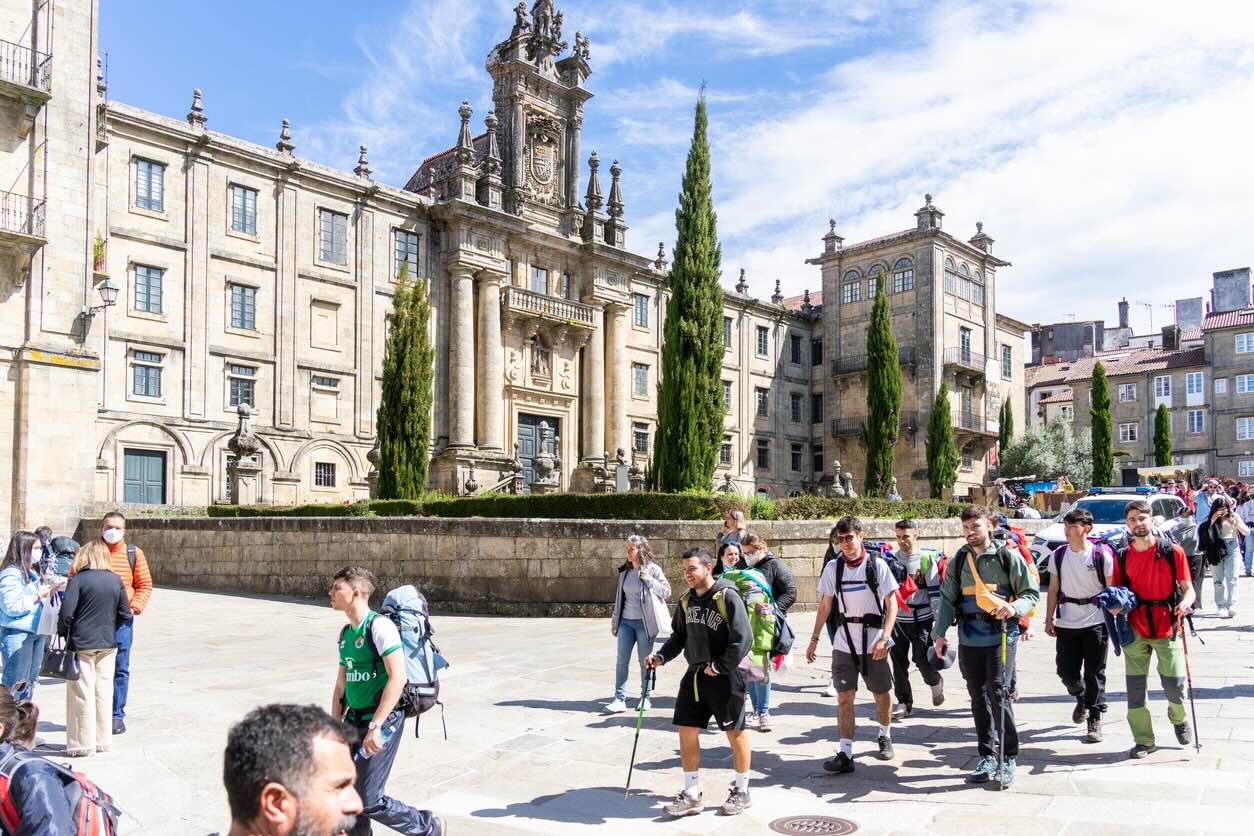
left=102, top=528, right=124, bottom=545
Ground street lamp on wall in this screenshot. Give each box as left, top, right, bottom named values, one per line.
left=81, top=276, right=119, bottom=320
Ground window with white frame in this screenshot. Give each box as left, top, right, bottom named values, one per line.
left=841, top=280, right=861, bottom=304
left=943, top=257, right=957, bottom=294
left=633, top=293, right=649, bottom=328
left=529, top=265, right=548, bottom=294
left=1001, top=344, right=1013, bottom=380
left=633, top=422, right=649, bottom=455
left=1060, top=404, right=1073, bottom=420
left=957, top=263, right=972, bottom=301
left=756, top=325, right=769, bottom=356
left=135, top=159, right=165, bottom=211
left=131, top=351, right=163, bottom=397
left=867, top=264, right=884, bottom=296
left=229, top=283, right=257, bottom=330
left=892, top=258, right=913, bottom=293
left=314, top=462, right=336, bottom=488
left=755, top=387, right=769, bottom=418
left=1216, top=378, right=1228, bottom=395
left=790, top=392, right=803, bottom=423
left=960, top=327, right=972, bottom=362
left=1237, top=333, right=1254, bottom=354
left=229, top=184, right=257, bottom=235
left=1119, top=422, right=1139, bottom=443
left=971, top=270, right=984, bottom=305
left=631, top=362, right=648, bottom=397
left=790, top=443, right=803, bottom=472
left=1119, top=383, right=1137, bottom=402
left=722, top=380, right=732, bottom=411
left=1237, top=374, right=1254, bottom=394
left=723, top=316, right=733, bottom=349
left=1154, top=375, right=1172, bottom=399
left=318, top=209, right=348, bottom=265
left=393, top=229, right=419, bottom=278
left=311, top=375, right=340, bottom=420
left=1186, top=371, right=1203, bottom=395
left=227, top=364, right=256, bottom=407
left=1238, top=416, right=1254, bottom=441
left=1239, top=461, right=1254, bottom=478
left=720, top=437, right=733, bottom=466
left=756, top=439, right=770, bottom=469
left=133, top=265, right=163, bottom=314
left=1187, top=409, right=1205, bottom=434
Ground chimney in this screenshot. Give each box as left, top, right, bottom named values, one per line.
left=1117, top=298, right=1129, bottom=330
left=1162, top=325, right=1180, bottom=351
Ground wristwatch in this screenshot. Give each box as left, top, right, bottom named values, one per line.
left=367, top=721, right=381, bottom=732
left=877, top=636, right=895, bottom=650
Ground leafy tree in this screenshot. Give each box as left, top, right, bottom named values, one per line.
left=375, top=264, right=435, bottom=499
left=1153, top=403, right=1172, bottom=466
left=1090, top=361, right=1114, bottom=486
left=926, top=382, right=959, bottom=499
left=652, top=92, right=724, bottom=491
left=1000, top=417, right=1093, bottom=487
left=863, top=276, right=901, bottom=495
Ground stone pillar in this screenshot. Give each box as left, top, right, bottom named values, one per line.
left=475, top=270, right=505, bottom=451
left=183, top=154, right=210, bottom=418
left=604, top=303, right=629, bottom=459
left=567, top=115, right=582, bottom=210
left=354, top=206, right=375, bottom=438
left=275, top=183, right=299, bottom=429
left=511, top=96, right=525, bottom=202
left=448, top=266, right=476, bottom=448
left=582, top=305, right=606, bottom=463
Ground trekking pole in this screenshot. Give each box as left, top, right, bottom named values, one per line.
left=1185, top=612, right=1205, bottom=645
left=1178, top=614, right=1202, bottom=754
left=625, top=666, right=657, bottom=798
left=998, top=618, right=1008, bottom=791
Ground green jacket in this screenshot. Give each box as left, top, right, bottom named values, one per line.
left=932, top=541, right=1039, bottom=647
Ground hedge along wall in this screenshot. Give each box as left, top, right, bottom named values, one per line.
left=119, top=516, right=1052, bottom=617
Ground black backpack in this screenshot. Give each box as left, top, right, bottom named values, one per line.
left=1115, top=538, right=1182, bottom=639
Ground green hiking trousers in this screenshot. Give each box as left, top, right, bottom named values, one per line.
left=1123, top=634, right=1187, bottom=745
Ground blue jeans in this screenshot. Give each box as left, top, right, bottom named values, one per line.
left=747, top=678, right=771, bottom=714
left=1243, top=531, right=1254, bottom=575
left=1214, top=539, right=1240, bottom=611
left=0, top=630, right=47, bottom=702
left=614, top=618, right=651, bottom=701
left=350, top=710, right=439, bottom=836
left=113, top=620, right=133, bottom=721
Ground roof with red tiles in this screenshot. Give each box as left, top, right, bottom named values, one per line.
left=1040, top=390, right=1074, bottom=404
left=1025, top=362, right=1074, bottom=389
left=1200, top=307, right=1254, bottom=332
left=1064, top=347, right=1207, bottom=383
left=780, top=291, right=822, bottom=312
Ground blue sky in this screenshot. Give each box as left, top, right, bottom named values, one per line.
left=101, top=0, right=1254, bottom=332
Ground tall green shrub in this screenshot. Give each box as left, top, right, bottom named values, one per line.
left=863, top=276, right=901, bottom=495
left=1154, top=403, right=1172, bottom=466
left=375, top=265, right=435, bottom=499
left=1090, top=362, right=1114, bottom=486
left=999, top=399, right=1014, bottom=449
left=652, top=92, right=724, bottom=491
left=926, top=382, right=959, bottom=499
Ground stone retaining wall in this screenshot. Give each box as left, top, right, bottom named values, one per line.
left=117, top=516, right=1052, bottom=616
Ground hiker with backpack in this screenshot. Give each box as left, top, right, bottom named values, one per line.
left=1044, top=507, right=1115, bottom=743
left=606, top=534, right=672, bottom=714
left=0, top=531, right=63, bottom=703
left=97, top=512, right=153, bottom=735
left=886, top=519, right=946, bottom=720
left=805, top=516, right=900, bottom=773
left=932, top=505, right=1040, bottom=789
left=0, top=688, right=75, bottom=834
left=1169, top=506, right=1203, bottom=613
left=328, top=566, right=444, bottom=836
left=737, top=533, right=796, bottom=732
left=1107, top=500, right=1195, bottom=759
left=645, top=547, right=754, bottom=818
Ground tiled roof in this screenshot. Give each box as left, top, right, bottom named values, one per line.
left=780, top=291, right=822, bottom=311
left=403, top=133, right=490, bottom=193
left=1181, top=326, right=1203, bottom=341
left=1201, top=307, right=1254, bottom=332
left=1025, top=362, right=1073, bottom=389
left=1040, top=390, right=1074, bottom=404
left=1064, top=347, right=1207, bottom=382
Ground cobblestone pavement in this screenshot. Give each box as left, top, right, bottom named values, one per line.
left=30, top=583, right=1254, bottom=835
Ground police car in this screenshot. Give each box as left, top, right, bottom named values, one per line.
left=1030, top=486, right=1188, bottom=582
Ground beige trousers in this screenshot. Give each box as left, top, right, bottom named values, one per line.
left=66, top=648, right=116, bottom=754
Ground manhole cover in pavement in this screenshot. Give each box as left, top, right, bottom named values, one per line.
left=769, top=816, right=858, bottom=835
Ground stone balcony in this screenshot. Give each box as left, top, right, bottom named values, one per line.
left=501, top=285, right=596, bottom=330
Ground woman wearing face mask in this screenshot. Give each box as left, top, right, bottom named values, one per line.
left=0, top=532, right=63, bottom=703
left=738, top=533, right=797, bottom=732
left=605, top=535, right=672, bottom=714
left=714, top=542, right=747, bottom=578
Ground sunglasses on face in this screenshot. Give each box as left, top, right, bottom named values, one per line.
left=834, top=534, right=857, bottom=543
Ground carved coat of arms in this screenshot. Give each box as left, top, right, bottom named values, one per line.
left=525, top=113, right=563, bottom=204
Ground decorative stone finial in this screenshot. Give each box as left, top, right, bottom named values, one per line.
left=823, top=217, right=844, bottom=254
left=276, top=119, right=294, bottom=154
left=976, top=221, right=983, bottom=233
left=924, top=193, right=933, bottom=206
left=455, top=101, right=474, bottom=164
left=653, top=241, right=668, bottom=272
left=464, top=464, right=479, bottom=495
left=187, top=88, right=206, bottom=128
left=353, top=145, right=371, bottom=178
left=802, top=288, right=813, bottom=315
left=735, top=268, right=749, bottom=295
left=226, top=404, right=262, bottom=459
left=969, top=219, right=994, bottom=253
left=771, top=278, right=784, bottom=304
left=584, top=151, right=603, bottom=211
left=915, top=192, right=944, bottom=231
left=607, top=159, right=623, bottom=219
left=483, top=111, right=502, bottom=176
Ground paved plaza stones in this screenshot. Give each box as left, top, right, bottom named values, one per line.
left=27, top=585, right=1254, bottom=834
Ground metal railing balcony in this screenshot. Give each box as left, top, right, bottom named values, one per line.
left=943, top=347, right=985, bottom=374
left=0, top=190, right=46, bottom=240
left=830, top=411, right=919, bottom=437
left=831, top=345, right=917, bottom=376
left=0, top=38, right=51, bottom=95
left=954, top=409, right=997, bottom=435
left=502, top=285, right=596, bottom=327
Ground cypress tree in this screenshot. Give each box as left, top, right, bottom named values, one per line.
left=1154, top=403, right=1172, bottom=466
left=653, top=92, right=724, bottom=491
left=999, top=399, right=1015, bottom=449
left=1090, top=361, right=1114, bottom=486
left=375, top=264, right=435, bottom=499
left=863, top=275, right=901, bottom=495
left=926, top=382, right=960, bottom=499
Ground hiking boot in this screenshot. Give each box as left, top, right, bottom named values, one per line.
left=1072, top=698, right=1087, bottom=725
left=892, top=702, right=913, bottom=720
left=602, top=698, right=627, bottom=714
left=993, top=757, right=1016, bottom=790
left=720, top=786, right=752, bottom=816
left=1129, top=743, right=1158, bottom=759
left=1174, top=722, right=1193, bottom=746
left=823, top=752, right=855, bottom=774
left=824, top=680, right=839, bottom=697
left=931, top=679, right=945, bottom=706
left=876, top=735, right=895, bottom=760
left=757, top=711, right=773, bottom=732
left=112, top=719, right=126, bottom=735
left=1086, top=714, right=1103, bottom=743
left=745, top=711, right=759, bottom=731
left=663, top=790, right=703, bottom=817
left=967, top=756, right=997, bottom=783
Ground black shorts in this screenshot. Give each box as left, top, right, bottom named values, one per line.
left=672, top=665, right=747, bottom=731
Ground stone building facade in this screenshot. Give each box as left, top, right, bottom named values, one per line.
left=2, top=1, right=1029, bottom=532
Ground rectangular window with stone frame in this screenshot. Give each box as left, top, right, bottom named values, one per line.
left=812, top=393, right=823, bottom=423
left=811, top=337, right=822, bottom=366
left=633, top=293, right=649, bottom=328
left=311, top=375, right=340, bottom=421
left=131, top=351, right=163, bottom=398
left=633, top=422, right=649, bottom=455
left=318, top=209, right=348, bottom=265
left=755, top=387, right=769, bottom=418
left=756, top=326, right=769, bottom=356
left=394, top=229, right=420, bottom=278
left=789, top=334, right=802, bottom=365
left=230, top=284, right=257, bottom=331
left=790, top=443, right=802, bottom=472
left=756, top=439, right=770, bottom=469
left=314, top=462, right=336, bottom=488
left=133, top=265, right=163, bottom=315
left=1001, top=344, right=1013, bottom=380
left=813, top=444, right=824, bottom=475
left=135, top=158, right=165, bottom=212
left=790, top=392, right=803, bottom=423
left=841, top=281, right=860, bottom=305
left=530, top=265, right=549, bottom=294
left=722, top=380, right=732, bottom=411
left=227, top=364, right=256, bottom=408
left=632, top=363, right=648, bottom=397
left=723, top=316, right=733, bottom=349
left=720, top=436, right=733, bottom=466
left=230, top=184, right=257, bottom=235
left=1119, top=422, right=1139, bottom=443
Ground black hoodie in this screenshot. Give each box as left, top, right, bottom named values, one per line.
left=657, top=578, right=752, bottom=675
left=750, top=551, right=798, bottom=612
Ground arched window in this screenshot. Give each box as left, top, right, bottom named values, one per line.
left=943, top=257, right=958, bottom=295
left=867, top=264, right=885, bottom=296
left=843, top=269, right=862, bottom=282
left=972, top=270, right=984, bottom=305
left=958, top=263, right=972, bottom=300
left=841, top=269, right=862, bottom=304
left=892, top=257, right=914, bottom=294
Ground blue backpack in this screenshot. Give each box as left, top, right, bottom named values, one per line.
left=371, top=585, right=449, bottom=738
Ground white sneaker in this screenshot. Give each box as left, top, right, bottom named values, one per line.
left=603, top=698, right=628, bottom=713
left=638, top=697, right=652, bottom=711
left=824, top=680, right=839, bottom=697
left=1223, top=608, right=1236, bottom=619
left=1217, top=608, right=1230, bottom=619
left=931, top=679, right=946, bottom=707
left=745, top=710, right=759, bottom=730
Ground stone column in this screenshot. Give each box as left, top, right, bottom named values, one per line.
left=275, top=183, right=299, bottom=429
left=567, top=115, right=582, bottom=210
left=582, top=305, right=606, bottom=462
left=511, top=96, right=525, bottom=195
left=604, top=303, right=629, bottom=458
left=475, top=270, right=505, bottom=451
left=448, top=266, right=476, bottom=448
left=183, top=154, right=210, bottom=418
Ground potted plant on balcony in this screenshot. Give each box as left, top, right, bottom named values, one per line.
left=92, top=233, right=106, bottom=274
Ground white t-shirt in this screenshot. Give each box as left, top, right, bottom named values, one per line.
left=817, top=556, right=899, bottom=654
left=369, top=613, right=402, bottom=656
left=1053, top=544, right=1114, bottom=629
